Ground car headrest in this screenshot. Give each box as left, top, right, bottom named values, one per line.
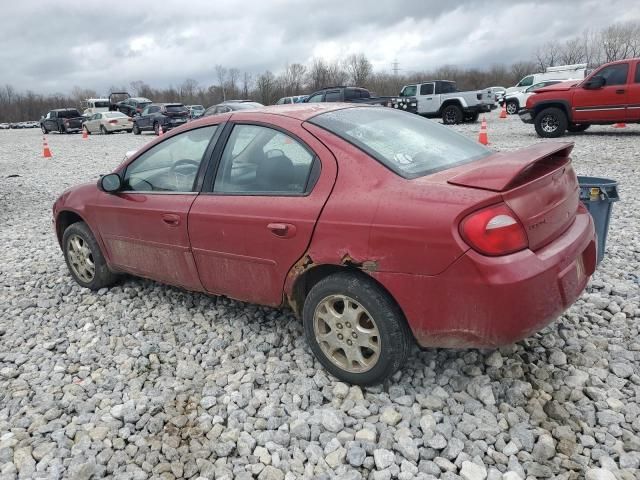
left=256, top=153, right=295, bottom=191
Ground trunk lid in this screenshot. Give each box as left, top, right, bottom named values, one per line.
left=448, top=142, right=579, bottom=251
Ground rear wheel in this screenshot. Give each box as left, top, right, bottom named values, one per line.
left=83, top=125, right=90, bottom=135
left=534, top=107, right=568, bottom=138
left=133, top=123, right=141, bottom=135
left=62, top=222, right=118, bottom=290
left=506, top=100, right=519, bottom=115
left=567, top=123, right=590, bottom=133
left=302, top=272, right=412, bottom=385
left=441, top=104, right=463, bottom=125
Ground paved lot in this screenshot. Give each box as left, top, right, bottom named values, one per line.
left=0, top=114, right=638, bottom=480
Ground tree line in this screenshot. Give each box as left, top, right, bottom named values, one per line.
left=1, top=20, right=639, bottom=122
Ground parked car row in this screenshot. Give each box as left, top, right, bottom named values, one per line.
left=0, top=121, right=39, bottom=129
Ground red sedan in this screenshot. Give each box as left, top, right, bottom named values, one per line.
left=53, top=104, right=597, bottom=385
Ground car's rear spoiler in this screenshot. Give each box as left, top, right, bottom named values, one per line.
left=447, top=142, right=574, bottom=192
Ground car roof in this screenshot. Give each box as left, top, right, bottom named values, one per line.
left=207, top=103, right=358, bottom=121
left=52, top=108, right=79, bottom=111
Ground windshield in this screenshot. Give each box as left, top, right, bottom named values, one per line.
left=310, top=107, right=491, bottom=179
left=93, top=101, right=109, bottom=108
left=400, top=85, right=417, bottom=97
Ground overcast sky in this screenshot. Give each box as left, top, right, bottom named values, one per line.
left=2, top=0, right=639, bottom=94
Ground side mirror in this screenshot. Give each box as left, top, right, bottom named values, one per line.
left=584, top=75, right=605, bottom=89
left=98, top=173, right=123, bottom=193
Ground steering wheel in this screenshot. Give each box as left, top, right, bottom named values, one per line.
left=169, top=159, right=200, bottom=190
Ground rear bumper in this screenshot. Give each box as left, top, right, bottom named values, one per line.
left=105, top=124, right=132, bottom=132
left=519, top=109, right=534, bottom=124
left=373, top=208, right=596, bottom=348
left=465, top=104, right=492, bottom=114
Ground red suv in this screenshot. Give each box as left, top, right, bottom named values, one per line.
left=520, top=58, right=640, bottom=137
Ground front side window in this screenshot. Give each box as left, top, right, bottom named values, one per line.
left=214, top=124, right=315, bottom=195
left=597, top=63, right=629, bottom=86
left=307, top=93, right=324, bottom=103
left=518, top=76, right=534, bottom=87
left=420, top=83, right=434, bottom=95
left=310, top=107, right=490, bottom=179
left=124, top=126, right=217, bottom=192
left=325, top=91, right=341, bottom=102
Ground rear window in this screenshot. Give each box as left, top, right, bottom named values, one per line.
left=104, top=112, right=127, bottom=118
left=309, top=107, right=491, bottom=179
left=165, top=105, right=188, bottom=113
left=94, top=101, right=110, bottom=108
left=59, top=110, right=81, bottom=118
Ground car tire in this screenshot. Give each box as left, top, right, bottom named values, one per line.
left=302, top=271, right=412, bottom=385
left=100, top=125, right=108, bottom=135
left=133, top=123, right=141, bottom=135
left=506, top=100, right=519, bottom=115
left=441, top=104, right=463, bottom=125
left=567, top=123, right=590, bottom=133
left=83, top=125, right=90, bottom=135
left=58, top=124, right=65, bottom=134
left=41, top=124, right=48, bottom=134
left=62, top=222, right=118, bottom=290
left=534, top=107, right=568, bottom=138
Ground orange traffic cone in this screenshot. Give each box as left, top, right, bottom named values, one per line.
left=82, top=126, right=88, bottom=139
left=43, top=136, right=52, bottom=158
left=499, top=104, right=507, bottom=119
left=478, top=116, right=489, bottom=145
left=613, top=122, right=626, bottom=128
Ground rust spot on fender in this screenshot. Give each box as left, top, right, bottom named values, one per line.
left=340, top=253, right=378, bottom=272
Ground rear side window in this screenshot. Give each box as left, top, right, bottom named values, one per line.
left=310, top=107, right=490, bottom=179
left=518, top=76, right=534, bottom=87
left=598, top=63, right=629, bottom=86
left=214, top=125, right=316, bottom=195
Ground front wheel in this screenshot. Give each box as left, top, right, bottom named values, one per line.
left=567, top=123, right=590, bottom=133
left=506, top=100, right=519, bottom=115
left=100, top=125, right=108, bottom=135
left=62, top=222, right=118, bottom=290
left=41, top=124, right=48, bottom=134
left=534, top=107, right=568, bottom=138
left=441, top=104, right=463, bottom=125
left=302, top=272, right=412, bottom=385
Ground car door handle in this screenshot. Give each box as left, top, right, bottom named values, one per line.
left=267, top=223, right=296, bottom=238
left=161, top=213, right=181, bottom=226
left=616, top=89, right=625, bottom=94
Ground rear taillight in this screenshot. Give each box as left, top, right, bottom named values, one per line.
left=460, top=203, right=528, bottom=256
left=108, top=120, right=118, bottom=124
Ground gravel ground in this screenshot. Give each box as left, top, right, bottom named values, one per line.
left=0, top=115, right=638, bottom=480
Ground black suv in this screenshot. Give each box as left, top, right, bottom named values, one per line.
left=117, top=97, right=153, bottom=117
left=132, top=103, right=189, bottom=135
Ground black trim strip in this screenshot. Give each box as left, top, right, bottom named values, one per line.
left=575, top=105, right=626, bottom=111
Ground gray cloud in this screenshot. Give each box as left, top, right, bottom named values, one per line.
left=1, top=0, right=638, bottom=94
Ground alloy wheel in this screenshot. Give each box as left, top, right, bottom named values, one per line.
left=313, top=294, right=381, bottom=373
left=540, top=114, right=559, bottom=133
left=506, top=102, right=518, bottom=114
left=66, top=234, right=95, bottom=283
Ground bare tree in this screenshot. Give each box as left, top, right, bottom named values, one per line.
left=227, top=68, right=240, bottom=99
left=215, top=65, right=227, bottom=101
left=343, top=53, right=373, bottom=86
left=256, top=71, right=276, bottom=104
left=242, top=72, right=252, bottom=99
left=559, top=38, right=586, bottom=65
left=534, top=41, right=562, bottom=70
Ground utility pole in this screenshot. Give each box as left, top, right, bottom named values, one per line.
left=392, top=59, right=400, bottom=76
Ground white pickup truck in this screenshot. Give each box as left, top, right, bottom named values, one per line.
left=398, top=80, right=494, bottom=124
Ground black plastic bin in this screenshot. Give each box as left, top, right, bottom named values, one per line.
left=577, top=176, right=619, bottom=264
